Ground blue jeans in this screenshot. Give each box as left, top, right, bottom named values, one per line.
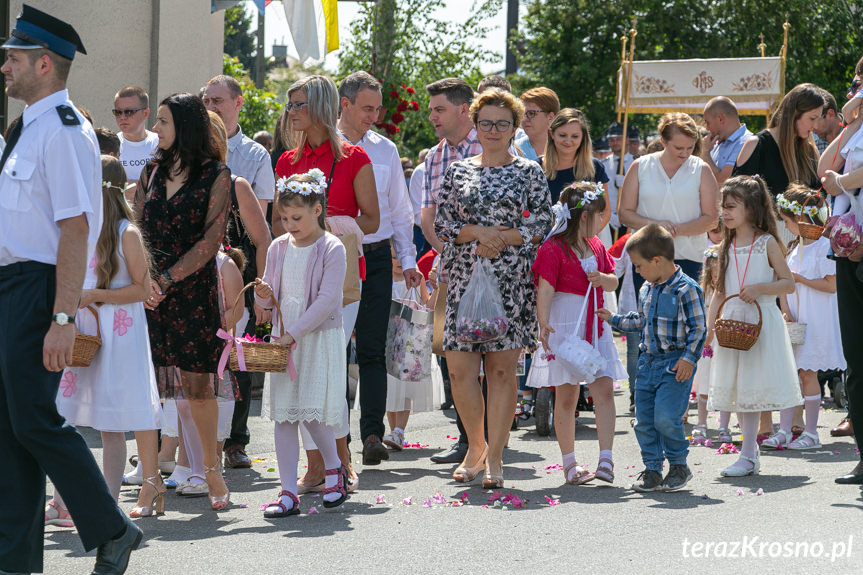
left=634, top=351, right=693, bottom=471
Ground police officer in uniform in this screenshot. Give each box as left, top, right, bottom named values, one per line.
left=0, top=6, right=142, bottom=575
left=600, top=121, right=635, bottom=239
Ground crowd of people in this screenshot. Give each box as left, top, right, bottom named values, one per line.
left=1, top=5, right=862, bottom=575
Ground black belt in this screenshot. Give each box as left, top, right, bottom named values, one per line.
left=0, top=260, right=54, bottom=277
left=364, top=239, right=391, bottom=253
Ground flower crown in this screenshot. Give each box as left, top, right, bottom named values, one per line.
left=102, top=180, right=125, bottom=193
left=776, top=193, right=821, bottom=218
left=276, top=168, right=327, bottom=196
left=574, top=181, right=604, bottom=209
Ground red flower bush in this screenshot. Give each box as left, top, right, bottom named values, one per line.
left=374, top=78, right=420, bottom=137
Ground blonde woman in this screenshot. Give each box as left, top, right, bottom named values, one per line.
left=619, top=112, right=720, bottom=281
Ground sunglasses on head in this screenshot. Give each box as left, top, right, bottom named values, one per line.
left=112, top=107, right=145, bottom=118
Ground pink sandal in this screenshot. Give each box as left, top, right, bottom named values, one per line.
left=45, top=499, right=74, bottom=528
left=564, top=462, right=595, bottom=485
left=594, top=457, right=614, bottom=483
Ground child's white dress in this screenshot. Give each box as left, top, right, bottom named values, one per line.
left=786, top=237, right=846, bottom=372
left=262, top=240, right=345, bottom=425
left=386, top=280, right=440, bottom=413
left=56, top=220, right=162, bottom=432
left=708, top=234, right=802, bottom=412
left=691, top=289, right=713, bottom=395
left=526, top=255, right=627, bottom=388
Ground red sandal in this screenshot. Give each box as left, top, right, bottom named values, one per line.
left=322, top=464, right=349, bottom=508
left=263, top=490, right=300, bottom=518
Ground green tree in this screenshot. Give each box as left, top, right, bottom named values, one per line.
left=224, top=5, right=256, bottom=72
left=513, top=0, right=863, bottom=139
left=337, top=0, right=503, bottom=158
left=223, top=55, right=280, bottom=135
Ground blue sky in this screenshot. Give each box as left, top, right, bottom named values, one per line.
left=262, top=0, right=508, bottom=72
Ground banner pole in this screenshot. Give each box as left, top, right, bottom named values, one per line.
left=617, top=35, right=627, bottom=122
left=619, top=18, right=637, bottom=180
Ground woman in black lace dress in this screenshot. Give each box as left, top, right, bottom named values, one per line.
left=135, top=93, right=232, bottom=510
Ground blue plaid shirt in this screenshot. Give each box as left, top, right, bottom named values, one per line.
left=610, top=267, right=707, bottom=366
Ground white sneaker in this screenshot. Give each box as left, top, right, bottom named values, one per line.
left=383, top=429, right=405, bottom=451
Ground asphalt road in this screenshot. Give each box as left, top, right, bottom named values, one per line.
left=41, top=365, right=861, bottom=575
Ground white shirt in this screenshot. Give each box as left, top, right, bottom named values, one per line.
left=636, top=153, right=706, bottom=262
left=601, top=151, right=634, bottom=227
left=118, top=130, right=159, bottom=181
left=408, top=161, right=426, bottom=227
left=340, top=129, right=417, bottom=271
left=0, top=89, right=102, bottom=266
left=227, top=125, right=275, bottom=202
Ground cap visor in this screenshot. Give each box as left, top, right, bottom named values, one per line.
left=2, top=36, right=42, bottom=50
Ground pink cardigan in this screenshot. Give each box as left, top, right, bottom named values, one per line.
left=255, top=232, right=346, bottom=340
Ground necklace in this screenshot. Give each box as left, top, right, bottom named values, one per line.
left=733, top=233, right=757, bottom=292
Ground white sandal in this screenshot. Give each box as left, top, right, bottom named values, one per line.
left=761, top=429, right=791, bottom=450
left=176, top=474, right=208, bottom=497
left=720, top=453, right=760, bottom=477
left=787, top=431, right=821, bottom=450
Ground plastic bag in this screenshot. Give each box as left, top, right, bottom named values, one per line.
left=554, top=287, right=606, bottom=383
left=455, top=259, right=508, bottom=343
left=826, top=190, right=863, bottom=258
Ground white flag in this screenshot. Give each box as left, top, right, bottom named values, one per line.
left=283, top=0, right=339, bottom=65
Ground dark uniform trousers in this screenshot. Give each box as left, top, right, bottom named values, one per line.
left=357, top=243, right=393, bottom=441
left=0, top=262, right=124, bottom=573
left=836, top=258, right=863, bottom=458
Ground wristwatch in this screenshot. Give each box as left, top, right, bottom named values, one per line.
left=52, top=312, right=75, bottom=326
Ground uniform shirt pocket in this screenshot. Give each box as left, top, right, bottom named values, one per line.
left=1, top=155, right=36, bottom=211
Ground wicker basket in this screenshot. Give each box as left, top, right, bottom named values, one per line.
left=797, top=193, right=826, bottom=240
left=785, top=321, right=806, bottom=345
left=714, top=295, right=762, bottom=351
left=70, top=306, right=102, bottom=367
left=226, top=282, right=291, bottom=373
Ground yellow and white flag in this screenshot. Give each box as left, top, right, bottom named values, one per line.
left=283, top=0, right=338, bottom=64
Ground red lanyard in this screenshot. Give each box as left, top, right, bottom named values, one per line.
left=733, top=234, right=756, bottom=292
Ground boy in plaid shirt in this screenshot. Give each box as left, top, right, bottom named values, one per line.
left=597, top=224, right=706, bottom=492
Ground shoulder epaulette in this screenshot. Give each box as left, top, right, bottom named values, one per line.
left=56, top=105, right=80, bottom=126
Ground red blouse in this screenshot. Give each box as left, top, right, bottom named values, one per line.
left=275, top=139, right=372, bottom=278
left=532, top=235, right=615, bottom=343
left=275, top=140, right=371, bottom=218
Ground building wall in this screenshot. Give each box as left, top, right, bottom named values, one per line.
left=6, top=0, right=224, bottom=131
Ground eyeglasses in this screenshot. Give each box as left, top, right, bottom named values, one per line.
left=286, top=101, right=309, bottom=112
left=524, top=110, right=544, bottom=120
left=848, top=79, right=862, bottom=96
left=477, top=119, right=514, bottom=132
left=112, top=107, right=145, bottom=118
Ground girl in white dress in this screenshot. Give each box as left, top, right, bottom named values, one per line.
left=255, top=171, right=348, bottom=517
left=766, top=186, right=846, bottom=450
left=50, top=156, right=163, bottom=523
left=532, top=183, right=627, bottom=485
left=707, top=176, right=802, bottom=477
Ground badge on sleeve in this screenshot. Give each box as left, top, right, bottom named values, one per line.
left=56, top=105, right=80, bottom=126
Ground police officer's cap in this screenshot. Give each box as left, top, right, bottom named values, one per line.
left=606, top=122, right=624, bottom=138
left=2, top=4, right=86, bottom=60
left=594, top=139, right=611, bottom=152
left=627, top=126, right=640, bottom=140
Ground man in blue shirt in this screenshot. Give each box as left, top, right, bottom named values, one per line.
left=701, top=97, right=752, bottom=185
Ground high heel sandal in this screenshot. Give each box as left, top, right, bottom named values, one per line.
left=452, top=446, right=487, bottom=483
left=204, top=463, right=231, bottom=510
left=130, top=473, right=167, bottom=518
left=322, top=464, right=349, bottom=509
left=482, top=459, right=504, bottom=489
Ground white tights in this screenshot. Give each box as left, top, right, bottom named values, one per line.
left=274, top=420, right=341, bottom=505
left=176, top=399, right=205, bottom=485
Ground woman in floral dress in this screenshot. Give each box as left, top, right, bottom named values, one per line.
left=435, top=88, right=552, bottom=488
left=135, top=93, right=233, bottom=510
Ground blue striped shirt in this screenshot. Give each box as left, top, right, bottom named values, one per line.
left=610, top=267, right=707, bottom=365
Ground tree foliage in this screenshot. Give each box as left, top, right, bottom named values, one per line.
left=224, top=5, right=256, bottom=73
left=513, top=0, right=863, bottom=140
left=222, top=55, right=280, bottom=136
left=337, top=0, right=503, bottom=157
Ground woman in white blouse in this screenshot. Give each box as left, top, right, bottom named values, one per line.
left=618, top=113, right=720, bottom=281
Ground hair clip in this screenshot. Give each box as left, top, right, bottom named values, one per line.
left=703, top=249, right=718, bottom=259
